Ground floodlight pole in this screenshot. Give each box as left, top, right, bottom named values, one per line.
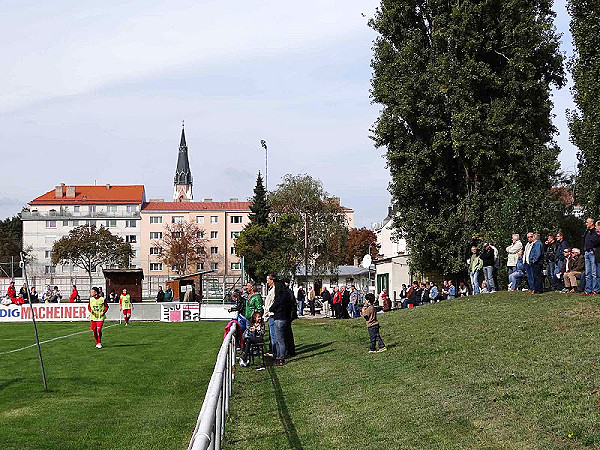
left=21, top=252, right=48, bottom=391
left=261, top=140, right=268, bottom=192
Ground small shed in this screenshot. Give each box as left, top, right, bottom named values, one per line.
left=103, top=268, right=144, bottom=303
left=166, top=270, right=214, bottom=302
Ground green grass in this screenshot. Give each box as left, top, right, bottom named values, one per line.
left=0, top=321, right=225, bottom=450
left=225, top=292, right=600, bottom=449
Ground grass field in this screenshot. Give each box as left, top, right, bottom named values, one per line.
left=225, top=292, right=600, bottom=449
left=0, top=321, right=224, bottom=450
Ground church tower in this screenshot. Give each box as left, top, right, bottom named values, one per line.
left=173, top=124, right=193, bottom=202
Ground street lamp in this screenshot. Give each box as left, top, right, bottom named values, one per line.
left=260, top=140, right=268, bottom=191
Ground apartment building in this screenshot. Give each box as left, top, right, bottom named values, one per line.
left=22, top=184, right=145, bottom=277
left=140, top=200, right=250, bottom=277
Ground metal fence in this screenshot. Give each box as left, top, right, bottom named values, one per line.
left=188, top=322, right=237, bottom=450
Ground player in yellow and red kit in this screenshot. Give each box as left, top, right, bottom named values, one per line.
left=88, top=287, right=109, bottom=348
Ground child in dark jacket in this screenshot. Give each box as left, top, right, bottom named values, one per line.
left=239, top=312, right=265, bottom=367
left=362, top=293, right=386, bottom=353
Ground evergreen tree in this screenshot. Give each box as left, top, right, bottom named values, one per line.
left=370, top=0, right=565, bottom=275
left=567, top=0, right=600, bottom=217
left=248, top=172, right=269, bottom=226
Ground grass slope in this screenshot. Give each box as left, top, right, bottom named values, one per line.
left=225, top=292, right=600, bottom=449
left=0, top=321, right=224, bottom=450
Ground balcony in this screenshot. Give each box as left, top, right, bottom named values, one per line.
left=21, top=210, right=141, bottom=220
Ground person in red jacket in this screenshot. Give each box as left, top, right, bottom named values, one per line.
left=6, top=281, right=16, bottom=300
left=69, top=285, right=79, bottom=303
left=332, top=286, right=342, bottom=319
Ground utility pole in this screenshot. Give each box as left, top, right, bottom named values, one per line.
left=261, top=140, right=268, bottom=192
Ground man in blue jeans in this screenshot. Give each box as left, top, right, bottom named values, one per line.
left=529, top=233, right=545, bottom=294
left=269, top=280, right=291, bottom=366
left=264, top=274, right=277, bottom=358
left=582, top=218, right=600, bottom=295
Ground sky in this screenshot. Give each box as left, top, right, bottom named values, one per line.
left=0, top=0, right=577, bottom=228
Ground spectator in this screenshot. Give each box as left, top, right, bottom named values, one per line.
left=544, top=234, right=558, bottom=291
left=406, top=281, right=419, bottom=307
left=490, top=242, right=500, bottom=291
left=447, top=280, right=456, bottom=299
left=523, top=232, right=534, bottom=293
left=29, top=286, right=39, bottom=303
left=245, top=284, right=264, bottom=319
left=321, top=286, right=332, bottom=318
left=480, top=243, right=497, bottom=292
left=349, top=285, right=359, bottom=318
left=69, top=285, right=79, bottom=303
left=362, top=293, right=386, bottom=353
left=14, top=293, right=26, bottom=305
left=468, top=246, right=483, bottom=295
left=529, top=233, right=544, bottom=294
left=458, top=281, right=469, bottom=297
left=506, top=234, right=523, bottom=279
left=332, top=287, right=342, bottom=319
left=429, top=281, right=439, bottom=302
left=560, top=247, right=584, bottom=293
left=269, top=280, right=292, bottom=366
left=308, top=286, right=316, bottom=316
left=381, top=287, right=392, bottom=312
left=156, top=286, right=165, bottom=302
left=554, top=232, right=570, bottom=288
left=582, top=217, right=600, bottom=296
left=50, top=286, right=62, bottom=303
left=264, top=274, right=276, bottom=358
left=480, top=281, right=489, bottom=294
left=42, top=285, right=52, bottom=303
left=19, top=283, right=29, bottom=300
left=297, top=285, right=305, bottom=317
left=227, top=290, right=247, bottom=322
left=163, top=286, right=174, bottom=302
left=399, top=284, right=408, bottom=303
left=419, top=282, right=429, bottom=305
left=379, top=288, right=389, bottom=308
left=508, top=250, right=525, bottom=291
left=239, top=312, right=265, bottom=367
left=108, top=289, right=118, bottom=303
left=283, top=280, right=297, bottom=357
left=6, top=281, right=16, bottom=300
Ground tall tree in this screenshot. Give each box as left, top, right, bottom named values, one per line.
left=343, top=227, right=379, bottom=265
left=370, top=0, right=565, bottom=275
left=269, top=174, right=349, bottom=275
left=567, top=0, right=600, bottom=217
left=52, top=225, right=133, bottom=285
left=0, top=216, right=25, bottom=277
left=158, top=221, right=207, bottom=275
left=248, top=172, right=270, bottom=226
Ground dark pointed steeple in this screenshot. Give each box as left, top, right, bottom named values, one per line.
left=173, top=122, right=193, bottom=201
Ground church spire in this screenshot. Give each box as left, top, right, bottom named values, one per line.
left=173, top=122, right=193, bottom=201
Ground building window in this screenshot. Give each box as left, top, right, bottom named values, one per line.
left=46, top=221, right=56, bottom=228
left=72, top=265, right=79, bottom=272
left=150, top=232, right=163, bottom=240
left=107, top=205, right=117, bottom=213
left=230, top=262, right=241, bottom=270
left=172, top=231, right=182, bottom=238
left=196, top=231, right=204, bottom=239
left=106, top=220, right=117, bottom=228
left=150, top=216, right=162, bottom=224
left=86, top=220, right=97, bottom=227
left=196, top=216, right=204, bottom=224
left=62, top=265, right=70, bottom=273
left=89, top=206, right=96, bottom=213
left=62, top=220, right=69, bottom=227
left=150, top=263, right=163, bottom=271
left=74, top=206, right=80, bottom=212
left=125, top=220, right=136, bottom=228
left=210, top=216, right=218, bottom=223
left=210, top=262, right=218, bottom=270
left=126, top=235, right=137, bottom=243
left=210, top=246, right=218, bottom=254
left=230, top=216, right=242, bottom=224
left=210, top=231, right=218, bottom=239
left=197, top=263, right=204, bottom=271
left=150, top=247, right=162, bottom=255
left=231, top=231, right=240, bottom=239
left=126, top=205, right=137, bottom=212
left=44, top=236, right=56, bottom=244
left=72, top=220, right=79, bottom=227
left=231, top=247, right=236, bottom=255
left=44, top=265, right=55, bottom=274
left=172, top=216, right=184, bottom=224
left=131, top=250, right=136, bottom=258
left=45, top=250, right=52, bottom=259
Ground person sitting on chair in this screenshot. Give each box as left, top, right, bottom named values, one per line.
left=239, top=312, right=265, bottom=367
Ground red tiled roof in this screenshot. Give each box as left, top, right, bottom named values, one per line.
left=30, top=185, right=145, bottom=205
left=142, top=201, right=251, bottom=212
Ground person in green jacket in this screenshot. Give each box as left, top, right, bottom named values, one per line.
left=163, top=286, right=174, bottom=302
left=469, top=246, right=483, bottom=295
left=245, top=284, right=263, bottom=319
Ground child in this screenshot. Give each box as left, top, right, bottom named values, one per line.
left=362, top=293, right=386, bottom=353
left=239, top=312, right=265, bottom=367
left=88, top=287, right=109, bottom=348
left=119, top=288, right=133, bottom=326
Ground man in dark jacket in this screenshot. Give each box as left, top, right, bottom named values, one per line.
left=582, top=218, right=600, bottom=295
left=554, top=232, right=570, bottom=290
left=321, top=287, right=332, bottom=317
left=480, top=243, right=497, bottom=292
left=341, top=286, right=350, bottom=319
left=544, top=234, right=558, bottom=291
left=269, top=281, right=292, bottom=365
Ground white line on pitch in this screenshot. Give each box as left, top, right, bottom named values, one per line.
left=0, top=324, right=120, bottom=355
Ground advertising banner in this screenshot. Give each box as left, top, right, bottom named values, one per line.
left=160, top=303, right=200, bottom=322
left=0, top=304, right=90, bottom=322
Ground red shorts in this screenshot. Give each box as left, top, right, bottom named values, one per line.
left=90, top=320, right=104, bottom=331
left=122, top=309, right=131, bottom=315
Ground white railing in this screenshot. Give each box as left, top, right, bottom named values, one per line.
left=188, top=322, right=237, bottom=450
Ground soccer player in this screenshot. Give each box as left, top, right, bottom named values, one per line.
left=119, top=288, right=133, bottom=326
left=88, top=287, right=108, bottom=348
